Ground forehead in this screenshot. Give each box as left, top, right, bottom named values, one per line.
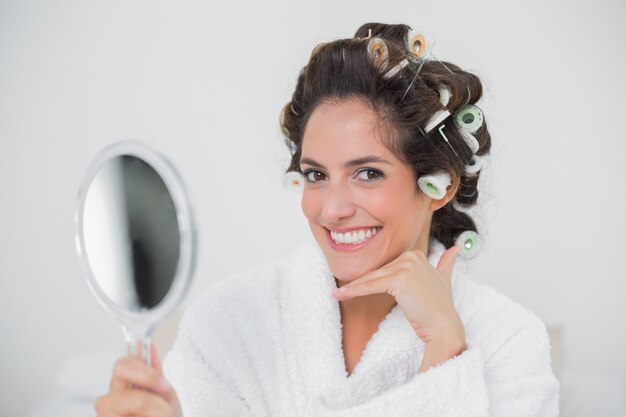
left=301, top=99, right=395, bottom=164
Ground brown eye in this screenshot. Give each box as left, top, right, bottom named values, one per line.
left=303, top=169, right=327, bottom=183
left=356, top=168, right=384, bottom=181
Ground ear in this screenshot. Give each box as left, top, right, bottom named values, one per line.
left=429, top=176, right=459, bottom=211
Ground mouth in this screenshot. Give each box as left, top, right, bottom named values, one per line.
left=324, top=226, right=382, bottom=252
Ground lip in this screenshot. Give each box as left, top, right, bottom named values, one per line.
left=324, top=226, right=382, bottom=252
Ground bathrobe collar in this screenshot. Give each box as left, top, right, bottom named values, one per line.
left=279, top=237, right=466, bottom=409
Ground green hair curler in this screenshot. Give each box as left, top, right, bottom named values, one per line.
left=455, top=105, right=484, bottom=134
left=455, top=230, right=480, bottom=259
left=418, top=171, right=451, bottom=200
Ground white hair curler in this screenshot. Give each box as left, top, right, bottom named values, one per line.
left=283, top=171, right=305, bottom=193
left=418, top=171, right=451, bottom=200
left=425, top=110, right=452, bottom=133
left=438, top=86, right=451, bottom=107
left=464, top=154, right=482, bottom=175
left=452, top=200, right=471, bottom=213
left=458, top=129, right=480, bottom=154
left=424, top=87, right=452, bottom=133
left=383, top=58, right=409, bottom=79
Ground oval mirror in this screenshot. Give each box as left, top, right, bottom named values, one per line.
left=74, top=140, right=197, bottom=365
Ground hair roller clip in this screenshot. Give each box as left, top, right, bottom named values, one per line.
left=367, top=37, right=389, bottom=72
left=464, top=154, right=482, bottom=175
left=455, top=230, right=480, bottom=259
left=407, top=31, right=427, bottom=60
left=283, top=171, right=305, bottom=193
left=455, top=105, right=484, bottom=134
left=383, top=58, right=409, bottom=79
left=418, top=171, right=451, bottom=200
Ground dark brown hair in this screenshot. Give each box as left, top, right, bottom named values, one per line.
left=280, top=22, right=492, bottom=248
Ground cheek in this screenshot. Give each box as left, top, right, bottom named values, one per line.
left=358, top=191, right=392, bottom=219
left=359, top=183, right=414, bottom=220
left=300, top=190, right=319, bottom=220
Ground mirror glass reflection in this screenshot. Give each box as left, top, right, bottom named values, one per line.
left=82, top=155, right=180, bottom=311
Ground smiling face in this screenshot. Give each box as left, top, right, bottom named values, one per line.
left=300, top=98, right=434, bottom=282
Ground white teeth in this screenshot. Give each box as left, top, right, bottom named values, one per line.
left=330, top=227, right=381, bottom=245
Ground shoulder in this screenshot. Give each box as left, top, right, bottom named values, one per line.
left=180, top=241, right=315, bottom=324
left=172, top=242, right=312, bottom=361
left=457, top=277, right=552, bottom=362
left=180, top=256, right=285, bottom=335
left=162, top=255, right=291, bottom=404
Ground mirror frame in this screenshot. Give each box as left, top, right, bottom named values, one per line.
left=74, top=139, right=197, bottom=340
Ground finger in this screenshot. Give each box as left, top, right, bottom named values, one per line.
left=151, top=343, right=179, bottom=403
left=336, top=262, right=402, bottom=291
left=436, top=245, right=461, bottom=282
left=109, top=356, right=162, bottom=392
left=95, top=389, right=171, bottom=416
left=151, top=342, right=163, bottom=375
left=336, top=251, right=416, bottom=290
left=334, top=273, right=397, bottom=300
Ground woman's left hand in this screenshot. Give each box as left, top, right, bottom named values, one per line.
left=332, top=245, right=467, bottom=370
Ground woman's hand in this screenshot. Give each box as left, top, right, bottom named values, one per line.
left=332, top=245, right=467, bottom=372
left=95, top=342, right=183, bottom=417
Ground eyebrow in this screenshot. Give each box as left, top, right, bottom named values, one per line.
left=299, top=155, right=393, bottom=169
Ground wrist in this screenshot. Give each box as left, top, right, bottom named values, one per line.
left=418, top=322, right=467, bottom=373
left=419, top=340, right=466, bottom=373
left=430, top=314, right=466, bottom=346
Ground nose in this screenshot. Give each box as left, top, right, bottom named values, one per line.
left=321, top=179, right=357, bottom=223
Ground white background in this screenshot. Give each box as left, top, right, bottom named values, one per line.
left=1, top=0, right=625, bottom=416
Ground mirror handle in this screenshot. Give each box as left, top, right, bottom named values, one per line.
left=122, top=323, right=154, bottom=366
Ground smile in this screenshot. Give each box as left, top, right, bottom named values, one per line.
left=324, top=226, right=382, bottom=252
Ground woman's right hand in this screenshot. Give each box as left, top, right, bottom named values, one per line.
left=95, top=342, right=183, bottom=417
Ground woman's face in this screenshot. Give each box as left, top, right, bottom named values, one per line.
left=299, top=98, right=433, bottom=282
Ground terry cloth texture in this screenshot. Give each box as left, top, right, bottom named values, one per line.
left=163, top=239, right=560, bottom=417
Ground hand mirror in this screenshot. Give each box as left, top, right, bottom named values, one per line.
left=75, top=140, right=197, bottom=365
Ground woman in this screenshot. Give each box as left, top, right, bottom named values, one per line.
left=95, top=22, right=560, bottom=417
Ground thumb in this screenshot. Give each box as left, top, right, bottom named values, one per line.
left=150, top=342, right=179, bottom=403
left=436, top=245, right=461, bottom=282
left=130, top=341, right=175, bottom=400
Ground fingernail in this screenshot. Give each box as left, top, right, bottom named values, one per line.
left=156, top=377, right=170, bottom=391
left=334, top=287, right=347, bottom=293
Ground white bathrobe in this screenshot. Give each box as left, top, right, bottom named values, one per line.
left=163, top=238, right=560, bottom=417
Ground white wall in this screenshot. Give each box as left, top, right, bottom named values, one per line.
left=1, top=0, right=624, bottom=415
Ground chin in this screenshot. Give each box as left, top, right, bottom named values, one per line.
left=326, top=258, right=372, bottom=283
left=314, top=234, right=384, bottom=283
